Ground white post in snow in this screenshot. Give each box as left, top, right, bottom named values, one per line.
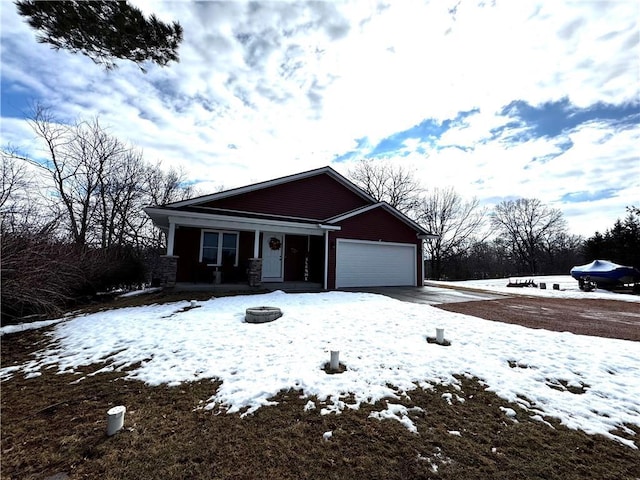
left=106, top=405, right=126, bottom=436
left=330, top=351, right=340, bottom=371
left=436, top=328, right=445, bottom=344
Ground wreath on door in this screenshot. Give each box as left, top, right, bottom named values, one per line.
left=269, top=237, right=282, bottom=250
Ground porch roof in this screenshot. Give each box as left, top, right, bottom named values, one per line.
left=144, top=206, right=340, bottom=236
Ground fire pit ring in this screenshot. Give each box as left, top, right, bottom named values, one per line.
left=245, top=306, right=283, bottom=323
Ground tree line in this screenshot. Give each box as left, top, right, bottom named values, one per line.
left=1, top=105, right=194, bottom=323
left=2, top=0, right=186, bottom=321
left=347, top=159, right=639, bottom=281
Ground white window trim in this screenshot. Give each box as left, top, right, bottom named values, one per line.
left=199, top=230, right=240, bottom=267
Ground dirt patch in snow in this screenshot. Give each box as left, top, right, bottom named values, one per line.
left=435, top=297, right=640, bottom=342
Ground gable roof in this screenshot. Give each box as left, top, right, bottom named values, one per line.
left=327, top=202, right=434, bottom=237
left=164, top=166, right=377, bottom=208
left=147, top=165, right=435, bottom=238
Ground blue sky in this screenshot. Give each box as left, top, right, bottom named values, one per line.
left=1, top=0, right=639, bottom=237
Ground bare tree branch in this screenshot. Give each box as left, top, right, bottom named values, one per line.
left=491, top=198, right=567, bottom=274
left=347, top=159, right=422, bottom=215
left=418, top=187, right=488, bottom=279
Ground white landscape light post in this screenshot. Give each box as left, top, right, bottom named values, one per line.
left=436, top=328, right=445, bottom=344
left=106, top=405, right=126, bottom=436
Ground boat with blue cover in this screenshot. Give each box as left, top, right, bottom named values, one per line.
left=570, top=260, right=640, bottom=287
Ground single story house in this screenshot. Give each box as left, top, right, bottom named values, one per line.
left=144, top=166, right=436, bottom=289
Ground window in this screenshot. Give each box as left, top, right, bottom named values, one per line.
left=221, top=233, right=237, bottom=265
left=201, top=231, right=219, bottom=264
left=200, top=231, right=238, bottom=266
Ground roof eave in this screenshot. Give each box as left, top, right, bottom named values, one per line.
left=144, top=206, right=341, bottom=233
left=418, top=233, right=439, bottom=240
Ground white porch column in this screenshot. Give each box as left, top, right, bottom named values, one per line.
left=166, top=221, right=176, bottom=256
left=253, top=229, right=260, bottom=258
left=420, top=239, right=425, bottom=286
left=323, top=230, right=329, bottom=290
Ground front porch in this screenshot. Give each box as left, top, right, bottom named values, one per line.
left=170, top=228, right=327, bottom=285
left=173, top=281, right=324, bottom=293
left=147, top=209, right=337, bottom=289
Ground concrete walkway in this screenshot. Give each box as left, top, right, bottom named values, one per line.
left=174, top=282, right=505, bottom=305
left=343, top=285, right=507, bottom=305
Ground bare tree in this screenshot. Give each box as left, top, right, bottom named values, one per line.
left=0, top=150, right=28, bottom=211
left=25, top=106, right=160, bottom=249
left=1, top=150, right=31, bottom=232
left=348, top=159, right=422, bottom=215
left=145, top=163, right=196, bottom=207
left=95, top=148, right=146, bottom=248
left=2, top=109, right=198, bottom=321
left=540, top=231, right=583, bottom=274
left=137, top=163, right=197, bottom=249
left=491, top=198, right=567, bottom=274
left=27, top=106, right=126, bottom=245
left=22, top=106, right=196, bottom=250
left=0, top=148, right=58, bottom=235
left=418, top=187, right=488, bottom=279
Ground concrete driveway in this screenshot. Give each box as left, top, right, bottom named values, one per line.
left=343, top=285, right=507, bottom=305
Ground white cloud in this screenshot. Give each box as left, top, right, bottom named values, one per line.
left=414, top=118, right=640, bottom=237
left=1, top=0, right=638, bottom=236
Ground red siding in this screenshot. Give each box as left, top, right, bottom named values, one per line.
left=336, top=208, right=419, bottom=243
left=175, top=227, right=254, bottom=283
left=175, top=227, right=203, bottom=282
left=327, top=207, right=423, bottom=289
left=283, top=235, right=307, bottom=281
left=201, top=173, right=369, bottom=220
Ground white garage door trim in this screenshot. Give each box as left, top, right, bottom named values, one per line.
left=335, top=239, right=416, bottom=288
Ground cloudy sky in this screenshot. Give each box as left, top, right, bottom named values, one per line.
left=1, top=0, right=638, bottom=237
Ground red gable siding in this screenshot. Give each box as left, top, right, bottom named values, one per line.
left=200, top=173, right=370, bottom=220
left=327, top=207, right=423, bottom=289
left=335, top=207, right=419, bottom=243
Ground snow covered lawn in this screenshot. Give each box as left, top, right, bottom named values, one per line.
left=2, top=290, right=639, bottom=448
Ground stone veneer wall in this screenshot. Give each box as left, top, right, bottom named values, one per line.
left=248, top=258, right=262, bottom=287
left=158, top=255, right=178, bottom=288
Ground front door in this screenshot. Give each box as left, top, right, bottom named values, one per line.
left=262, top=233, right=284, bottom=281
left=284, top=235, right=307, bottom=281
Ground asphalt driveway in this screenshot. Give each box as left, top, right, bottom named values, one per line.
left=343, top=285, right=507, bottom=305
